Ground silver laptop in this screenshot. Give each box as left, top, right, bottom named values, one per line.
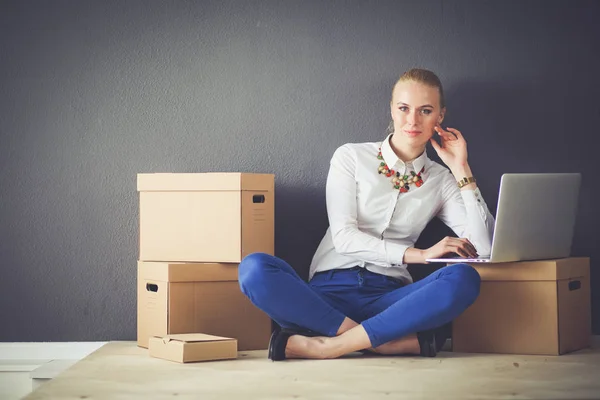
left=426, top=173, right=581, bottom=263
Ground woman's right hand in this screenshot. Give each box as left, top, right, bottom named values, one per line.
left=422, top=236, right=478, bottom=262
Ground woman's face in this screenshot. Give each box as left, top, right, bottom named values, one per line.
left=390, top=80, right=445, bottom=147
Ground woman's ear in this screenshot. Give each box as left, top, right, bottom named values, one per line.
left=438, top=107, right=446, bottom=124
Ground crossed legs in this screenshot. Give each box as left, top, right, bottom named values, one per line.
left=238, top=253, right=480, bottom=359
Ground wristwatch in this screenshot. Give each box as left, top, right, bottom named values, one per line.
left=457, top=176, right=476, bottom=188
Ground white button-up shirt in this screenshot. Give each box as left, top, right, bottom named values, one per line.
left=308, top=133, right=495, bottom=284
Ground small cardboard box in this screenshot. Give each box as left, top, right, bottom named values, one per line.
left=137, top=172, right=274, bottom=263
left=452, top=257, right=591, bottom=355
left=149, top=333, right=237, bottom=363
left=137, top=261, right=271, bottom=350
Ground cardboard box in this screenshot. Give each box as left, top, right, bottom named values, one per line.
left=137, top=173, right=274, bottom=263
left=452, top=257, right=591, bottom=355
left=149, top=333, right=237, bottom=363
left=137, top=261, right=271, bottom=350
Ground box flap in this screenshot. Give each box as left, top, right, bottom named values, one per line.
left=138, top=261, right=239, bottom=282
left=137, top=173, right=274, bottom=192
left=467, top=257, right=589, bottom=281
left=156, top=333, right=235, bottom=344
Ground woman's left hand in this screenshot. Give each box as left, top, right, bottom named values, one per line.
left=429, top=125, right=468, bottom=171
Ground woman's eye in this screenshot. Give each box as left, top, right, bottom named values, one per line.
left=399, top=106, right=408, bottom=112
left=421, top=109, right=432, bottom=115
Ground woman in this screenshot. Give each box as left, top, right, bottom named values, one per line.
left=239, top=68, right=495, bottom=361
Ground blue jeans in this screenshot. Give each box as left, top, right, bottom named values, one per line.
left=238, top=253, right=480, bottom=348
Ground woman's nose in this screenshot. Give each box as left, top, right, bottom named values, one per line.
left=407, top=111, right=419, bottom=124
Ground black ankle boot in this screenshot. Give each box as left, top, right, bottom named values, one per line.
left=417, top=330, right=437, bottom=357
left=434, top=322, right=452, bottom=352
left=267, top=328, right=322, bottom=361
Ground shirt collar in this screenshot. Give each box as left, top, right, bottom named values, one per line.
left=380, top=133, right=429, bottom=173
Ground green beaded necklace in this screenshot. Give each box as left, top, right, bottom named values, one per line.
left=377, top=148, right=425, bottom=193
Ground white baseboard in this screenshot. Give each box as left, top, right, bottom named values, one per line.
left=0, top=360, right=49, bottom=373
left=30, top=359, right=79, bottom=379
left=0, top=342, right=107, bottom=361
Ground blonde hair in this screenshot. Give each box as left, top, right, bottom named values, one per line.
left=386, top=68, right=445, bottom=134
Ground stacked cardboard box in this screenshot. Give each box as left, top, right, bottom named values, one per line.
left=452, top=257, right=591, bottom=355
left=136, top=173, right=274, bottom=361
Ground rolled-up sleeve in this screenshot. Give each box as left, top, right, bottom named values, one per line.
left=326, top=145, right=409, bottom=265
left=436, top=172, right=495, bottom=256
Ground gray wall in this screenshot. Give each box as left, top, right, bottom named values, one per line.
left=1, top=0, right=598, bottom=341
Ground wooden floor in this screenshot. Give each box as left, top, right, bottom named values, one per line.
left=24, top=340, right=600, bottom=400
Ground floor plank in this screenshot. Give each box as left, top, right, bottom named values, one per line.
left=24, top=341, right=600, bottom=400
